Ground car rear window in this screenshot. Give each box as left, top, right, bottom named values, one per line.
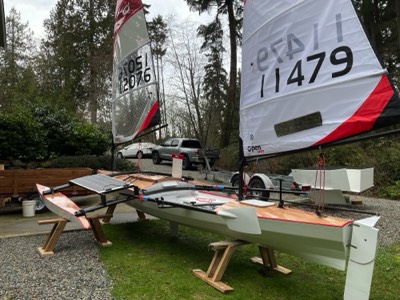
left=181, top=140, right=201, bottom=148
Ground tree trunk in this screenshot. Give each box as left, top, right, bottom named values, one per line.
left=395, top=0, right=400, bottom=54
left=220, top=0, right=237, bottom=148
left=88, top=0, right=97, bottom=124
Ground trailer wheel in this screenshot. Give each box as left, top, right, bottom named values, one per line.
left=249, top=178, right=270, bottom=200
left=28, top=193, right=48, bottom=213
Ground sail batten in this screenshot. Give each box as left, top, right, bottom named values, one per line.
left=240, top=0, right=400, bottom=159
left=112, top=0, right=160, bottom=145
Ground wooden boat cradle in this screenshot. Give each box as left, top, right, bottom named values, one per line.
left=37, top=204, right=117, bottom=257
left=193, top=240, right=291, bottom=293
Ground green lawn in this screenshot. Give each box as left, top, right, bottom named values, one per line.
left=99, top=220, right=400, bottom=300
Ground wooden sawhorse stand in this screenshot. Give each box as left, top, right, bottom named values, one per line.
left=192, top=240, right=291, bottom=293
left=37, top=214, right=113, bottom=257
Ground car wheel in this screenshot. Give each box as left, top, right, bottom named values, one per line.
left=152, top=152, right=161, bottom=164
left=28, top=193, right=48, bottom=213
left=117, top=152, right=124, bottom=159
left=137, top=151, right=143, bottom=159
left=182, top=156, right=191, bottom=170
left=249, top=177, right=270, bottom=200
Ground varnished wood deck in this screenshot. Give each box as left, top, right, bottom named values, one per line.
left=115, top=173, right=352, bottom=228
left=218, top=201, right=352, bottom=227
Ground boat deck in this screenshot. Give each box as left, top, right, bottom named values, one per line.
left=219, top=201, right=352, bottom=227
left=115, top=173, right=352, bottom=228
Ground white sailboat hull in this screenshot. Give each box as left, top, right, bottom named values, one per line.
left=124, top=179, right=353, bottom=271
left=130, top=199, right=352, bottom=270
left=36, top=174, right=379, bottom=299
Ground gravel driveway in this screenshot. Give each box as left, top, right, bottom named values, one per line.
left=1, top=159, right=399, bottom=299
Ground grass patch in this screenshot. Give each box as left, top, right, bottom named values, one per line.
left=99, top=220, right=400, bottom=300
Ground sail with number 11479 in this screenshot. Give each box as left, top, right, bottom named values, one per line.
left=240, top=0, right=400, bottom=159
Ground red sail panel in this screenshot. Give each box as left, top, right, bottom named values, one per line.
left=133, top=101, right=160, bottom=137
left=114, top=0, right=143, bottom=39
left=314, top=75, right=394, bottom=146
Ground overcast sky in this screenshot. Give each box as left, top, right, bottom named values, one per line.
left=3, top=0, right=212, bottom=39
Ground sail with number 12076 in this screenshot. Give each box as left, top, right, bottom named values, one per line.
left=111, top=0, right=161, bottom=145
left=240, top=0, right=400, bottom=160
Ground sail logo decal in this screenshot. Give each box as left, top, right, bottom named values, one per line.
left=248, top=145, right=265, bottom=154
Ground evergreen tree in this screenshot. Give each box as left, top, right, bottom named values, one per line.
left=147, top=15, right=168, bottom=128
left=198, top=17, right=228, bottom=146
left=354, top=0, right=400, bottom=85
left=37, top=0, right=114, bottom=122
left=0, top=8, right=36, bottom=109
left=185, top=0, right=243, bottom=148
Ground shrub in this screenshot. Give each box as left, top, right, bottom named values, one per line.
left=0, top=104, right=110, bottom=161
left=0, top=108, right=47, bottom=160
left=48, top=155, right=137, bottom=171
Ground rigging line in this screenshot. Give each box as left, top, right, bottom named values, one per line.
left=242, top=164, right=249, bottom=196
left=312, top=149, right=326, bottom=216
left=137, top=141, right=142, bottom=171
left=249, top=158, right=259, bottom=187
left=319, top=152, right=326, bottom=212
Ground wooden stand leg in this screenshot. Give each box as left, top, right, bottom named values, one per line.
left=192, top=240, right=247, bottom=293
left=136, top=209, right=147, bottom=221
left=37, top=218, right=68, bottom=257
left=87, top=216, right=112, bottom=247
left=251, top=246, right=292, bottom=275
left=100, top=204, right=117, bottom=224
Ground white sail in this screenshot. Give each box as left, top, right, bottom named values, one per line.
left=240, top=0, right=399, bottom=158
left=112, top=0, right=160, bottom=144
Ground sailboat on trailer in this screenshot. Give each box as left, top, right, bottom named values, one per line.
left=37, top=0, right=400, bottom=299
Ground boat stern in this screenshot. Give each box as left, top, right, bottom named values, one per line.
left=344, top=216, right=380, bottom=300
